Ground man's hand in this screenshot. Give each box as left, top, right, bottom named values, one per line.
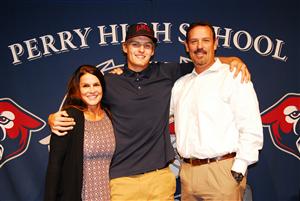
left=219, top=56, right=251, bottom=83
left=48, top=111, right=75, bottom=136
left=231, top=170, right=244, bottom=183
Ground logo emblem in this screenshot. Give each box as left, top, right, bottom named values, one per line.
left=261, top=93, right=300, bottom=160
left=0, top=98, right=46, bottom=167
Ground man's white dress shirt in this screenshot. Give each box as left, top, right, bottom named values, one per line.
left=170, top=58, right=263, bottom=175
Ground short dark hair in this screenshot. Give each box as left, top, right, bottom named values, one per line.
left=186, top=21, right=216, bottom=42
left=62, top=65, right=106, bottom=110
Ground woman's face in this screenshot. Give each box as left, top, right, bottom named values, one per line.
left=79, top=73, right=103, bottom=109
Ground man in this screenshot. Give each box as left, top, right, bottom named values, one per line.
left=48, top=23, right=250, bottom=200
left=170, top=22, right=263, bottom=201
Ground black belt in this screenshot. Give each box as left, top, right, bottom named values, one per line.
left=183, top=153, right=236, bottom=166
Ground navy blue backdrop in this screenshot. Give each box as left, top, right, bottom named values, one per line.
left=1, top=0, right=299, bottom=200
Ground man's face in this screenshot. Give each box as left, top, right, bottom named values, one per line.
left=185, top=25, right=217, bottom=73
left=122, top=36, right=155, bottom=71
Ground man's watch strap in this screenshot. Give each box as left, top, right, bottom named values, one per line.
left=231, top=170, right=244, bottom=183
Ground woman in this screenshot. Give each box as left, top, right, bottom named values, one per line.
left=44, top=65, right=115, bottom=201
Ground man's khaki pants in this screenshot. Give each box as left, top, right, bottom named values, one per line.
left=110, top=167, right=176, bottom=201
left=180, top=158, right=247, bottom=201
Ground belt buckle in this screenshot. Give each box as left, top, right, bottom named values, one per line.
left=190, top=158, right=197, bottom=166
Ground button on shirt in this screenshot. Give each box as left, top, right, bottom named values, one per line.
left=170, top=58, right=263, bottom=175
left=103, top=62, right=194, bottom=179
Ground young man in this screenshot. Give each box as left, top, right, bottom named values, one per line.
left=48, top=23, right=250, bottom=200
left=170, top=22, right=263, bottom=201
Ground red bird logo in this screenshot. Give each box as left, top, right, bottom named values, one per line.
left=261, top=93, right=300, bottom=160
left=0, top=98, right=46, bottom=167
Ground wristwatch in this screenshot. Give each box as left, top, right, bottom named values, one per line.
left=231, top=170, right=244, bottom=183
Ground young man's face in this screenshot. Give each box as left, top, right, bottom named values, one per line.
left=122, top=36, right=155, bottom=71
left=185, top=25, right=217, bottom=73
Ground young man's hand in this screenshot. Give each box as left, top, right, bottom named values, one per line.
left=48, top=111, right=75, bottom=136
left=229, top=59, right=251, bottom=83
left=219, top=56, right=251, bottom=83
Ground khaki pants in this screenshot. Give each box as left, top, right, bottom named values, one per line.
left=180, top=158, right=247, bottom=201
left=110, top=167, right=176, bottom=201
